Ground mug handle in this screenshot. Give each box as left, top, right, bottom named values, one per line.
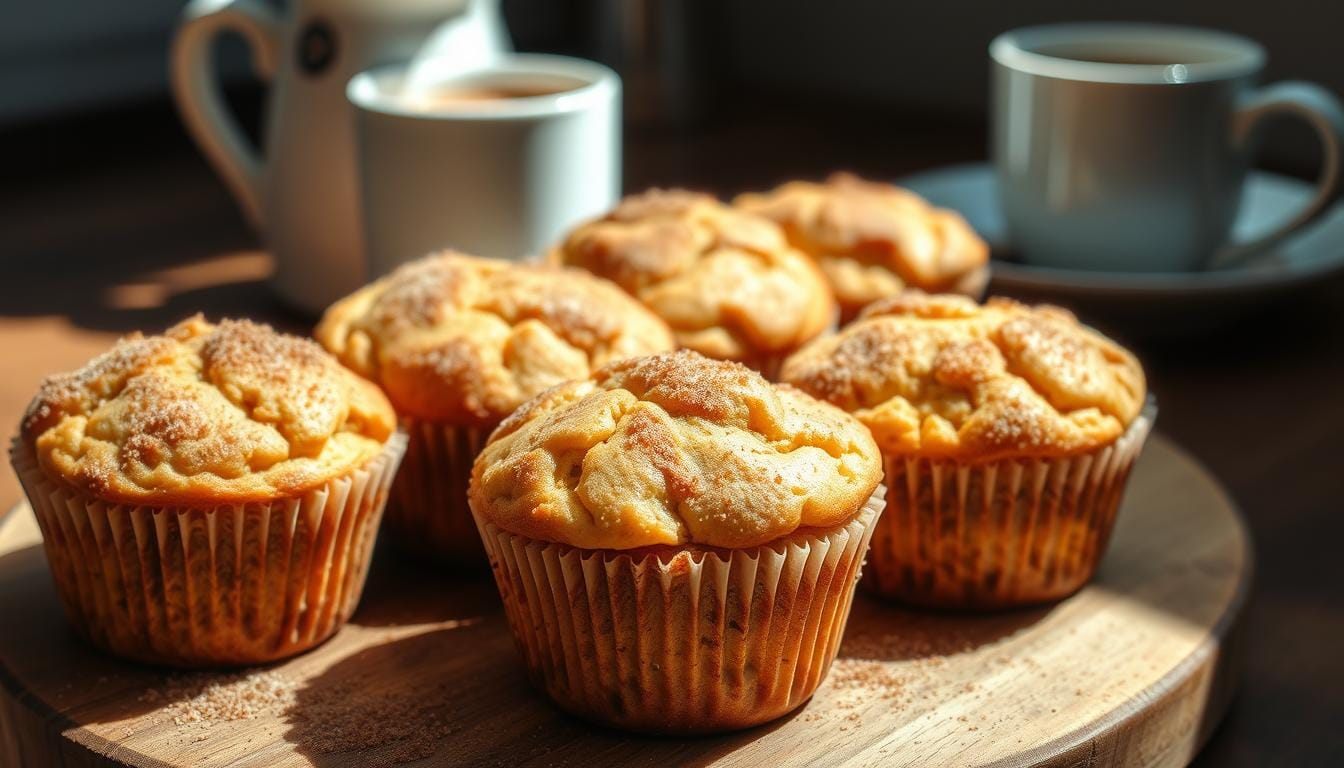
left=1213, top=81, right=1344, bottom=268
left=169, top=0, right=282, bottom=231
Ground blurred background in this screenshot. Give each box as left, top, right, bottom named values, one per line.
left=5, top=1, right=1343, bottom=170
left=1, top=2, right=1342, bottom=767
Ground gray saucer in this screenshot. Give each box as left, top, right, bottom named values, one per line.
left=898, top=163, right=1344, bottom=336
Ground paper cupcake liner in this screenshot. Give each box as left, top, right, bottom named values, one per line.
left=953, top=262, right=992, bottom=302
left=864, top=403, right=1155, bottom=609
left=839, top=265, right=991, bottom=325
left=754, top=354, right=788, bottom=382
left=9, top=432, right=407, bottom=667
left=730, top=349, right=808, bottom=382
left=753, top=317, right=840, bottom=382
left=474, top=485, right=886, bottom=733
left=383, top=419, right=492, bottom=565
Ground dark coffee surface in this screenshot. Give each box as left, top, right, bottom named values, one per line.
left=410, top=83, right=568, bottom=109
left=1034, top=44, right=1229, bottom=65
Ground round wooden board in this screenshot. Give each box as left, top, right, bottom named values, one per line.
left=0, top=435, right=1250, bottom=768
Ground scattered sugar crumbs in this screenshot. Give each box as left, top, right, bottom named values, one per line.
left=130, top=670, right=296, bottom=746
left=137, top=669, right=454, bottom=764
left=285, top=676, right=457, bottom=765
left=139, top=670, right=297, bottom=729
left=135, top=672, right=295, bottom=737
left=806, top=625, right=1011, bottom=731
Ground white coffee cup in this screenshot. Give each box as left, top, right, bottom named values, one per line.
left=991, top=23, right=1344, bottom=272
left=171, top=0, right=511, bottom=314
left=347, top=54, right=620, bottom=277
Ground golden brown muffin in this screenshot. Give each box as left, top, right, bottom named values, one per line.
left=549, top=189, right=837, bottom=375
left=315, top=251, right=677, bottom=562
left=472, top=349, right=882, bottom=549
left=781, top=292, right=1152, bottom=609
left=316, top=251, right=676, bottom=426
left=469, top=350, right=886, bottom=733
left=11, top=316, right=405, bottom=666
left=24, top=315, right=395, bottom=505
left=782, top=292, right=1145, bottom=461
left=736, top=173, right=990, bottom=321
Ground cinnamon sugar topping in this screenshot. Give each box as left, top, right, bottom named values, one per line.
left=470, top=350, right=882, bottom=549
left=551, top=189, right=836, bottom=367
left=735, top=173, right=990, bottom=319
left=781, top=292, right=1146, bottom=460
left=315, top=251, right=676, bottom=425
left=21, top=315, right=395, bottom=504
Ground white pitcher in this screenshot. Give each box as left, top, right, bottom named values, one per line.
left=171, top=0, right=510, bottom=313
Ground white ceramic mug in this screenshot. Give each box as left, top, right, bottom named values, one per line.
left=991, top=23, right=1344, bottom=272
left=347, top=54, right=621, bottom=276
left=171, top=0, right=510, bottom=313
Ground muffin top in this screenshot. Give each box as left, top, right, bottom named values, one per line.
left=470, top=350, right=882, bottom=550
left=315, top=252, right=677, bottom=427
left=735, top=173, right=989, bottom=318
left=550, top=189, right=837, bottom=367
left=780, top=292, right=1146, bottom=461
left=20, top=316, right=396, bottom=505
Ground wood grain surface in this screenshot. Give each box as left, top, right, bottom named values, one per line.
left=2, top=95, right=1339, bottom=766
left=0, top=435, right=1250, bottom=767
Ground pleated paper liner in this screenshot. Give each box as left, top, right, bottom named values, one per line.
left=837, top=262, right=992, bottom=325
left=716, top=350, right=795, bottom=382
left=754, top=354, right=785, bottom=382
left=474, top=486, right=885, bottom=734
left=8, top=431, right=407, bottom=667
left=864, top=401, right=1156, bottom=610
left=734, top=309, right=839, bottom=382
left=383, top=419, right=492, bottom=565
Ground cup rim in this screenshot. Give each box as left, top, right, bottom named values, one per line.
left=990, top=22, right=1265, bottom=84
left=347, top=53, right=619, bottom=122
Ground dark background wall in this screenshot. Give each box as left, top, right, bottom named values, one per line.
left=721, top=0, right=1344, bottom=174
left=725, top=1, right=1344, bottom=113
left=0, top=0, right=576, bottom=121
left=3, top=0, right=1342, bottom=173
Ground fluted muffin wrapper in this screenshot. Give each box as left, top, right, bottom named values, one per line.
left=753, top=315, right=840, bottom=382
left=839, top=263, right=992, bottom=325
left=384, top=418, right=492, bottom=564
left=754, top=353, right=788, bottom=382
left=863, top=402, right=1155, bottom=609
left=9, top=431, right=407, bottom=667
left=734, top=345, right=818, bottom=382
left=473, top=485, right=886, bottom=733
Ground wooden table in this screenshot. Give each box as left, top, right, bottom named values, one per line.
left=2, top=97, right=1342, bottom=766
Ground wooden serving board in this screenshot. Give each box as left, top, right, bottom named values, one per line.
left=0, top=435, right=1250, bottom=768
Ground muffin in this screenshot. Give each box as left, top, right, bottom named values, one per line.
left=315, top=251, right=676, bottom=563
left=549, top=189, right=837, bottom=377
left=735, top=173, right=990, bottom=322
left=469, top=350, right=886, bottom=733
left=9, top=316, right=404, bottom=666
left=780, top=292, right=1151, bottom=609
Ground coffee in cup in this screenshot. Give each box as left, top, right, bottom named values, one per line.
left=402, top=83, right=572, bottom=111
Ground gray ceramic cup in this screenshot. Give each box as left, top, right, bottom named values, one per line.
left=991, top=23, right=1344, bottom=272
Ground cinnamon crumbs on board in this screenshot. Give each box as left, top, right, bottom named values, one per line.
left=139, top=670, right=297, bottom=728
left=139, top=668, right=455, bottom=764
left=285, top=674, right=457, bottom=764
left=132, top=609, right=1026, bottom=754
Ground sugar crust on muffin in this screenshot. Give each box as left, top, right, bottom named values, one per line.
left=550, top=190, right=837, bottom=367
left=470, top=350, right=882, bottom=550
left=780, top=292, right=1145, bottom=461
left=21, top=315, right=396, bottom=505
left=315, top=251, right=677, bottom=426
left=735, top=173, right=989, bottom=317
